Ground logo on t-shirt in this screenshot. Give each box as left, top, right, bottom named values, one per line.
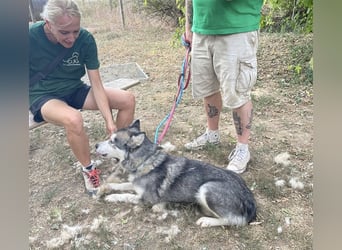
left=63, top=52, right=81, bottom=66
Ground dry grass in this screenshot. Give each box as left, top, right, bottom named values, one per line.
left=29, top=1, right=313, bottom=249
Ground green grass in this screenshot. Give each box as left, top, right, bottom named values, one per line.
left=256, top=176, right=285, bottom=200
left=287, top=39, right=313, bottom=86
left=41, top=186, right=59, bottom=206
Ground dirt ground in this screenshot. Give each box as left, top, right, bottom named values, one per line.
left=29, top=3, right=313, bottom=249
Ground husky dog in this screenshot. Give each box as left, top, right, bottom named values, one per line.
left=95, top=120, right=257, bottom=227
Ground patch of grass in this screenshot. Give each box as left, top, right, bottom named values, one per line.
left=256, top=176, right=285, bottom=200
left=41, top=186, right=59, bottom=206
left=49, top=207, right=62, bottom=221
left=48, top=207, right=62, bottom=230
left=64, top=201, right=81, bottom=223
left=49, top=141, right=74, bottom=167
left=287, top=38, right=313, bottom=86
left=129, top=230, right=152, bottom=250
left=234, top=228, right=266, bottom=250
left=31, top=128, right=43, bottom=141
left=253, top=94, right=277, bottom=111
left=88, top=118, right=106, bottom=141
left=202, top=144, right=228, bottom=164
left=96, top=224, right=115, bottom=247
left=253, top=123, right=268, bottom=136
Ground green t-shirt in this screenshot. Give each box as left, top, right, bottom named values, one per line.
left=29, top=21, right=100, bottom=106
left=192, top=0, right=263, bottom=35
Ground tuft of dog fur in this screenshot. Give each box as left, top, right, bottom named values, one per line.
left=95, top=120, right=257, bottom=227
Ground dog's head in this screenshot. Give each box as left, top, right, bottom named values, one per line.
left=95, top=119, right=156, bottom=172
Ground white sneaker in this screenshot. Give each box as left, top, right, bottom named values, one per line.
left=184, top=129, right=220, bottom=150
left=227, top=143, right=250, bottom=174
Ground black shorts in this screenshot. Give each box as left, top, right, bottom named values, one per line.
left=29, top=84, right=91, bottom=123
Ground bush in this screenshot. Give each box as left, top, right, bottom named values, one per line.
left=260, top=0, right=313, bottom=33
left=137, top=0, right=183, bottom=26
left=288, top=40, right=313, bottom=85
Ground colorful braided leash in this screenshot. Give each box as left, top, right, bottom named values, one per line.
left=154, top=34, right=191, bottom=144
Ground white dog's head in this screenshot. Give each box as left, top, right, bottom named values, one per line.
left=95, top=133, right=127, bottom=163
left=95, top=120, right=145, bottom=165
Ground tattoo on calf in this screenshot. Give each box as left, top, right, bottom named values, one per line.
left=207, top=104, right=219, bottom=118
left=233, top=111, right=243, bottom=136
left=233, top=109, right=253, bottom=136
left=246, top=109, right=254, bottom=130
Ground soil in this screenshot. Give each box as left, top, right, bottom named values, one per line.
left=29, top=7, right=313, bottom=249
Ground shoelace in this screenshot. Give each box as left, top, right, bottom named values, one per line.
left=228, top=148, right=246, bottom=162
left=85, top=168, right=101, bottom=188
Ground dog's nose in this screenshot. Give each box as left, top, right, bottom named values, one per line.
left=95, top=143, right=99, bottom=149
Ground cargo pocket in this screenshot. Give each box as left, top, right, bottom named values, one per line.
left=236, top=56, right=257, bottom=93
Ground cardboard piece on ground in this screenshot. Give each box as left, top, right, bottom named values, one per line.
left=104, top=78, right=140, bottom=89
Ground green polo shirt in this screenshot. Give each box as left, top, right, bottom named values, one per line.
left=192, top=0, right=263, bottom=35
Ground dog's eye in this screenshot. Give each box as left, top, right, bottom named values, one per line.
left=110, top=138, right=121, bottom=146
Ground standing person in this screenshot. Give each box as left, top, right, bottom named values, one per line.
left=184, top=0, right=263, bottom=174
left=29, top=0, right=136, bottom=195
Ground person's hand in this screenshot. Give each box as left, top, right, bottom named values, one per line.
left=106, top=120, right=117, bottom=136
left=182, top=32, right=192, bottom=49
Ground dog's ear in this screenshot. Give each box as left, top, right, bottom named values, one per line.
left=127, top=132, right=145, bottom=148
left=130, top=119, right=141, bottom=131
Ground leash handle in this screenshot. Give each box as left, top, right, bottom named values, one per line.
left=178, top=47, right=191, bottom=90
left=181, top=33, right=191, bottom=48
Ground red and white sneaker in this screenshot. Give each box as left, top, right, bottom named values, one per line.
left=82, top=165, right=101, bottom=196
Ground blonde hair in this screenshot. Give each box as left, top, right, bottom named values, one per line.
left=40, top=0, right=81, bottom=24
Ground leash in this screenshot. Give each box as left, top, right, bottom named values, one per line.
left=154, top=34, right=191, bottom=145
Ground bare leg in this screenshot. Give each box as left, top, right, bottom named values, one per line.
left=184, top=91, right=222, bottom=149
left=41, top=99, right=92, bottom=166
left=204, top=91, right=222, bottom=131
left=83, top=88, right=135, bottom=129
left=111, top=89, right=135, bottom=129
left=232, top=100, right=253, bottom=144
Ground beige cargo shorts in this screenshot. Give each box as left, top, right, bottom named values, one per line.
left=191, top=30, right=259, bottom=109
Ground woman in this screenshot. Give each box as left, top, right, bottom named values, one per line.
left=29, top=0, right=135, bottom=195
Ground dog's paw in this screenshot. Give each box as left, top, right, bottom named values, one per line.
left=104, top=193, right=139, bottom=204
left=104, top=194, right=120, bottom=203
left=152, top=203, right=166, bottom=213
left=160, top=141, right=176, bottom=152
left=92, top=183, right=115, bottom=199
left=196, top=217, right=224, bottom=227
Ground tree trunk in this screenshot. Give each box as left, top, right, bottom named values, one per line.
left=118, top=0, right=125, bottom=28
